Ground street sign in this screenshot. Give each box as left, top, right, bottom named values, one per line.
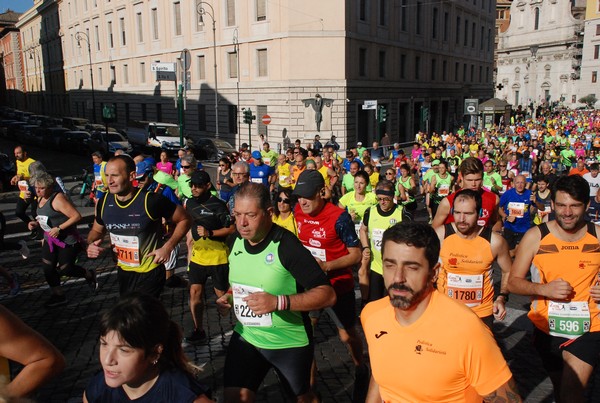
left=151, top=62, right=176, bottom=72
left=464, top=98, right=479, bottom=115
left=180, top=49, right=191, bottom=71
left=362, top=100, right=377, bottom=110
left=185, top=71, right=191, bottom=90
left=157, top=71, right=176, bottom=81
left=262, top=115, right=271, bottom=125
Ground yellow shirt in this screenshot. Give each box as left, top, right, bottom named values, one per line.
left=369, top=172, right=378, bottom=188
left=16, top=157, right=35, bottom=200
left=277, top=162, right=292, bottom=188
left=318, top=166, right=330, bottom=188
left=273, top=213, right=297, bottom=236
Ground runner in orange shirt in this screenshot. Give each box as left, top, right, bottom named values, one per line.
left=435, top=189, right=512, bottom=329
left=508, top=175, right=600, bottom=402
left=362, top=222, right=519, bottom=402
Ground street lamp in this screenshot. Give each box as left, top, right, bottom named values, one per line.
left=75, top=31, right=97, bottom=123
left=197, top=2, right=219, bottom=138
left=233, top=28, right=240, bottom=146
left=27, top=48, right=44, bottom=114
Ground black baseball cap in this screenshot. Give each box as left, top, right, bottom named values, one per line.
left=292, top=170, right=325, bottom=198
left=190, top=170, right=211, bottom=186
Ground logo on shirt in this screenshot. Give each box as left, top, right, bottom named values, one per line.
left=561, top=245, right=579, bottom=250
left=234, top=251, right=243, bottom=256
left=312, top=228, right=326, bottom=239
left=265, top=253, right=275, bottom=264
left=375, top=331, right=388, bottom=339
left=309, top=239, right=322, bottom=247
left=389, top=219, right=397, bottom=225
left=414, top=339, right=447, bottom=356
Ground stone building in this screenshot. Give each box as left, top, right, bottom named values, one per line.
left=495, top=0, right=586, bottom=109
left=0, top=10, right=25, bottom=110
left=53, top=0, right=495, bottom=149
left=579, top=0, right=600, bottom=103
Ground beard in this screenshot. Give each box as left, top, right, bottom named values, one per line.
left=387, top=283, right=429, bottom=310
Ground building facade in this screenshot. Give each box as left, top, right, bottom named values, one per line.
left=16, top=0, right=67, bottom=117
left=495, top=0, right=586, bottom=109
left=0, top=11, right=25, bottom=110
left=55, top=0, right=495, bottom=150
left=580, top=0, right=600, bottom=102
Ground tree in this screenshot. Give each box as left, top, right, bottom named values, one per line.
left=578, top=94, right=598, bottom=108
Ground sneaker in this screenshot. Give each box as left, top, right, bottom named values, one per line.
left=185, top=328, right=207, bottom=345
left=18, top=240, right=29, bottom=260
left=8, top=273, right=20, bottom=296
left=44, top=294, right=67, bottom=308
left=86, top=270, right=98, bottom=292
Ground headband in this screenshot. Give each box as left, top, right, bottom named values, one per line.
left=375, top=189, right=394, bottom=197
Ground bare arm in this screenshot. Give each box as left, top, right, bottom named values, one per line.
left=0, top=306, right=65, bottom=397
left=148, top=205, right=192, bottom=262
left=319, top=246, right=361, bottom=273
left=482, top=378, right=522, bottom=402
left=432, top=197, right=451, bottom=227
left=365, top=376, right=382, bottom=403
left=49, top=193, right=82, bottom=238
left=491, top=233, right=512, bottom=320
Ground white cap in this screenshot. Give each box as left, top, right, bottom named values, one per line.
left=357, top=142, right=363, bottom=146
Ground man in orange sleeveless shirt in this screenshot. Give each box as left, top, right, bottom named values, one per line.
left=435, top=189, right=512, bottom=330
left=508, top=175, right=600, bottom=402
left=362, top=222, right=519, bottom=402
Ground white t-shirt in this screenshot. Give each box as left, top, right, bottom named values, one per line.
left=583, top=172, right=600, bottom=197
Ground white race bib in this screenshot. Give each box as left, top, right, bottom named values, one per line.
left=438, top=184, right=450, bottom=197
left=508, top=202, right=525, bottom=218
left=232, top=283, right=272, bottom=327
left=372, top=228, right=384, bottom=251
left=36, top=215, right=51, bottom=232
left=110, top=233, right=141, bottom=267
left=305, top=245, right=326, bottom=261
left=446, top=273, right=484, bottom=307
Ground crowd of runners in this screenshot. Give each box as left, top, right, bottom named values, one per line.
left=1, top=107, right=600, bottom=402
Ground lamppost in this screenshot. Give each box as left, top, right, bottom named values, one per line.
left=27, top=48, right=44, bottom=114
left=75, top=31, right=96, bottom=123
left=233, top=28, right=240, bottom=146
left=197, top=2, right=219, bottom=138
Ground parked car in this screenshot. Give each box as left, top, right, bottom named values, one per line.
left=16, top=125, right=40, bottom=144
left=60, top=131, right=92, bottom=154
left=42, top=127, right=70, bottom=149
left=62, top=117, right=89, bottom=130
left=87, top=131, right=133, bottom=157
left=189, top=138, right=237, bottom=162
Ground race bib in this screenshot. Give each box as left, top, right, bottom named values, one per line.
left=232, top=283, right=272, bottom=327
left=36, top=215, right=51, bottom=232
left=305, top=245, right=326, bottom=261
left=446, top=273, right=483, bottom=307
left=110, top=233, right=141, bottom=267
left=95, top=173, right=103, bottom=187
left=508, top=202, right=525, bottom=218
left=372, top=228, right=384, bottom=251
left=548, top=301, right=590, bottom=339
left=18, top=180, right=28, bottom=192
left=438, top=184, right=450, bottom=197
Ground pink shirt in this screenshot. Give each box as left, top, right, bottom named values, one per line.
left=156, top=161, right=173, bottom=175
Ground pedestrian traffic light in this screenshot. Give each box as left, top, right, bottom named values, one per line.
left=378, top=106, right=387, bottom=123
left=243, top=108, right=255, bottom=124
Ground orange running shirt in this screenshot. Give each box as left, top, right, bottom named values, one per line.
left=438, top=224, right=495, bottom=318
left=529, top=222, right=600, bottom=336
left=361, top=291, right=512, bottom=402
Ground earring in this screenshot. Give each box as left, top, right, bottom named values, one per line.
left=152, top=359, right=158, bottom=365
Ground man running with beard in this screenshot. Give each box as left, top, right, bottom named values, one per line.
left=361, top=221, right=520, bottom=402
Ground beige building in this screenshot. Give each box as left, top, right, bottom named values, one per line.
left=580, top=0, right=600, bottom=102
left=16, top=0, right=67, bottom=117
left=58, top=0, right=494, bottom=150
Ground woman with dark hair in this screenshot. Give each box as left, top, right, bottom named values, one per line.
left=272, top=188, right=297, bottom=236
left=338, top=170, right=377, bottom=234
left=84, top=293, right=213, bottom=403
left=216, top=157, right=234, bottom=202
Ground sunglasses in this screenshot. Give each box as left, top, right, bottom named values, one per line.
left=385, top=172, right=394, bottom=175
left=181, top=165, right=191, bottom=169
left=276, top=197, right=291, bottom=204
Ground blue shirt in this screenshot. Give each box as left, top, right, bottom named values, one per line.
left=500, top=188, right=533, bottom=234
left=249, top=163, right=273, bottom=187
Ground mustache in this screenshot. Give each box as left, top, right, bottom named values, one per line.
left=388, top=283, right=413, bottom=293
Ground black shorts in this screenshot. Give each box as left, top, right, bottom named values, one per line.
left=188, top=262, right=229, bottom=292
left=310, top=290, right=356, bottom=330
left=224, top=331, right=313, bottom=396
left=117, top=264, right=165, bottom=298
left=532, top=328, right=600, bottom=373
left=502, top=227, right=525, bottom=250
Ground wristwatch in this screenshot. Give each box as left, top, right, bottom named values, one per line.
left=496, top=292, right=509, bottom=302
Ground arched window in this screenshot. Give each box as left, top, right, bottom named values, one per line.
left=534, top=8, right=540, bottom=30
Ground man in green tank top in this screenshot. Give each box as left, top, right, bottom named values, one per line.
left=216, top=183, right=335, bottom=402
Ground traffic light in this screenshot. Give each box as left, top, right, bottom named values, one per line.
left=243, top=108, right=255, bottom=124
left=378, top=106, right=387, bottom=123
